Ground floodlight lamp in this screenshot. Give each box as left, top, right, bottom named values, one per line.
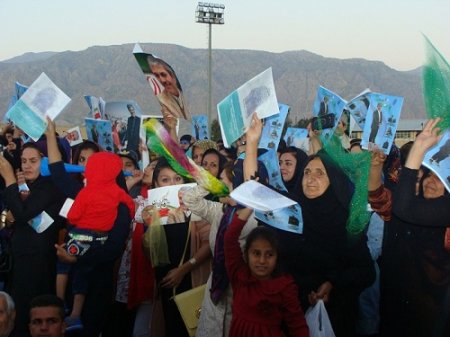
left=195, top=2, right=225, bottom=24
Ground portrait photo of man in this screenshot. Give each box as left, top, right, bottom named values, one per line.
left=125, top=104, right=141, bottom=154
left=369, top=103, right=384, bottom=144
left=147, top=57, right=190, bottom=120
left=134, top=49, right=190, bottom=121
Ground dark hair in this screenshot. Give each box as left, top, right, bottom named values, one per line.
left=72, top=140, right=101, bottom=164
left=222, top=161, right=234, bottom=183
left=117, top=149, right=139, bottom=169
left=29, top=294, right=64, bottom=320
left=232, top=159, right=269, bottom=190
left=280, top=146, right=308, bottom=165
left=221, top=146, right=237, bottom=162
left=349, top=138, right=362, bottom=151
left=400, top=141, right=414, bottom=167
left=21, top=143, right=43, bottom=157
left=244, top=226, right=281, bottom=276
left=277, top=139, right=287, bottom=154
left=3, top=129, right=13, bottom=136
left=151, top=157, right=187, bottom=188
left=201, top=148, right=227, bottom=178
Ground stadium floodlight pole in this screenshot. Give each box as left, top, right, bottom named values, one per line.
left=195, top=2, right=225, bottom=137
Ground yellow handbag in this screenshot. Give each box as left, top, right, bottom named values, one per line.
left=173, top=284, right=206, bottom=337
left=172, top=222, right=206, bottom=337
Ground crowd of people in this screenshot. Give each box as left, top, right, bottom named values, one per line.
left=0, top=111, right=448, bottom=337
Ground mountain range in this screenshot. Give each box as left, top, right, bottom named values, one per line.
left=0, top=43, right=424, bottom=126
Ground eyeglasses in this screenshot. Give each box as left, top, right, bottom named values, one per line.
left=180, top=141, right=190, bottom=145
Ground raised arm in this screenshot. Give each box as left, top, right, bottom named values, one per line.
left=224, top=208, right=253, bottom=282
left=243, top=114, right=262, bottom=181
left=45, top=117, right=63, bottom=164
left=393, top=118, right=450, bottom=226
left=367, top=149, right=392, bottom=221
left=404, top=118, right=441, bottom=170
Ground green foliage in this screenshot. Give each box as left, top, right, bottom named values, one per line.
left=210, top=118, right=221, bottom=141
left=281, top=118, right=293, bottom=138
left=296, top=117, right=312, bottom=129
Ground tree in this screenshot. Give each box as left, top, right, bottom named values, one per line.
left=296, top=117, right=312, bottom=129
left=210, top=118, right=221, bottom=141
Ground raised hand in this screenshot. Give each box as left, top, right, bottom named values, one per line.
left=406, top=118, right=443, bottom=170
left=414, top=118, right=442, bottom=151
left=245, top=113, right=263, bottom=145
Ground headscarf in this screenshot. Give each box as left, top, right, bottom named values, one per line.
left=280, top=146, right=308, bottom=195
left=192, top=139, right=217, bottom=152
left=297, top=151, right=355, bottom=247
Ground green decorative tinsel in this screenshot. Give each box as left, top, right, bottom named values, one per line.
left=423, top=36, right=450, bottom=131
left=323, top=135, right=371, bottom=235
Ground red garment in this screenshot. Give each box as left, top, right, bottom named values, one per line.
left=224, top=215, right=309, bottom=337
left=127, top=185, right=155, bottom=309
left=67, top=152, right=135, bottom=231
left=368, top=185, right=392, bottom=221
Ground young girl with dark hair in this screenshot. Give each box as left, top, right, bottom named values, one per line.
left=224, top=208, right=309, bottom=337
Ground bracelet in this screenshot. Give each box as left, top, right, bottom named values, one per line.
left=188, top=257, right=197, bottom=266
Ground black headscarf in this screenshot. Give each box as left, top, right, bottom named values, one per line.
left=280, top=146, right=308, bottom=195
left=297, top=151, right=354, bottom=249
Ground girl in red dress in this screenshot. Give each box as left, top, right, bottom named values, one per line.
left=224, top=208, right=309, bottom=337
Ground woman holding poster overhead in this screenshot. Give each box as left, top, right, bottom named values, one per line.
left=0, top=143, right=65, bottom=336
left=368, top=118, right=450, bottom=337
left=244, top=115, right=375, bottom=337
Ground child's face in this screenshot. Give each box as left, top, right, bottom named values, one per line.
left=247, top=238, right=277, bottom=280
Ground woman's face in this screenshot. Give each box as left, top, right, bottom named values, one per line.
left=302, top=158, right=330, bottom=199
left=155, top=167, right=184, bottom=187
left=220, top=169, right=233, bottom=191
left=21, top=147, right=41, bottom=183
left=422, top=172, right=445, bottom=199
left=142, top=160, right=158, bottom=185
left=279, top=152, right=297, bottom=182
left=78, top=148, right=96, bottom=167
left=192, top=146, right=205, bottom=165
left=202, top=153, right=220, bottom=177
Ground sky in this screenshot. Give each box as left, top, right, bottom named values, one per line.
left=1, top=0, right=449, bottom=71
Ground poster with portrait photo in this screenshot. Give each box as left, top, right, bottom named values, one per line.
left=105, top=100, right=142, bottom=155
left=257, top=149, right=285, bottom=191
left=7, top=73, right=71, bottom=141
left=283, top=127, right=309, bottom=153
left=345, top=89, right=371, bottom=129
left=192, top=115, right=209, bottom=140
left=360, top=93, right=403, bottom=154
left=64, top=126, right=83, bottom=147
left=259, top=103, right=290, bottom=150
left=84, top=95, right=105, bottom=119
left=255, top=204, right=304, bottom=234
left=147, top=183, right=197, bottom=225
left=133, top=44, right=190, bottom=121
left=85, top=118, right=114, bottom=153
left=217, top=68, right=279, bottom=148
left=4, top=82, right=28, bottom=122
left=312, top=86, right=346, bottom=143
left=422, top=129, right=450, bottom=193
